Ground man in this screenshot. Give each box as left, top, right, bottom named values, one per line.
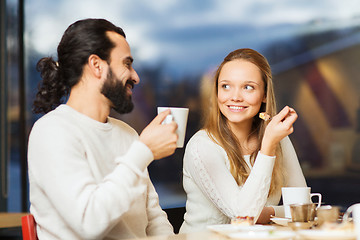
left=28, top=18, right=178, bottom=239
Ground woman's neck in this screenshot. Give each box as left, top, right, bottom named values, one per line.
left=228, top=120, right=258, bottom=155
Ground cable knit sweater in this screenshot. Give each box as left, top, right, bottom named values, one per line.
left=180, top=130, right=307, bottom=233
left=27, top=105, right=173, bottom=239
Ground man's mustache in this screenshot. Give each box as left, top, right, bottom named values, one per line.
left=125, top=79, right=135, bottom=90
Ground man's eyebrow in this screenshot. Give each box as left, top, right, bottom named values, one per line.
left=124, top=56, right=134, bottom=63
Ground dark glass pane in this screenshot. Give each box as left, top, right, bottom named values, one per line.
left=22, top=0, right=360, bottom=211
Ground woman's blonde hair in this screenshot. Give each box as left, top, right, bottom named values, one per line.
left=203, top=48, right=284, bottom=195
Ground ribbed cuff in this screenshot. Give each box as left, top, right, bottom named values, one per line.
left=115, top=140, right=154, bottom=173
left=272, top=205, right=285, bottom=218
left=254, top=152, right=276, bottom=169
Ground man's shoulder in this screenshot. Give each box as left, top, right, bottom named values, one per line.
left=107, top=117, right=138, bottom=136
left=32, top=106, right=67, bottom=127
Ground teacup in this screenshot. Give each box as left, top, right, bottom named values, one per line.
left=343, top=203, right=360, bottom=240
left=157, top=107, right=189, bottom=148
left=316, top=205, right=340, bottom=226
left=290, top=203, right=316, bottom=222
left=282, top=187, right=322, bottom=219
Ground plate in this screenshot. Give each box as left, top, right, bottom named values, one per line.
left=227, top=231, right=296, bottom=239
left=270, top=217, right=291, bottom=226
left=207, top=224, right=275, bottom=234
left=206, top=224, right=240, bottom=234
left=297, top=229, right=356, bottom=240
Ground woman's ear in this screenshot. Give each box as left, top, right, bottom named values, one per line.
left=262, top=95, right=267, bottom=103
left=88, top=54, right=104, bottom=78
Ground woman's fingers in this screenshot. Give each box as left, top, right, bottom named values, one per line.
left=282, top=107, right=298, bottom=126
left=273, top=106, right=290, bottom=122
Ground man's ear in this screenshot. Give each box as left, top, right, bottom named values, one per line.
left=88, top=54, right=104, bottom=78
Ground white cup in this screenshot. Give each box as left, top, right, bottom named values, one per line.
left=282, top=187, right=322, bottom=219
left=343, top=203, right=360, bottom=240
left=157, top=107, right=189, bottom=148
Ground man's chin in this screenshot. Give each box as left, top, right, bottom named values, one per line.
left=112, top=103, right=134, bottom=115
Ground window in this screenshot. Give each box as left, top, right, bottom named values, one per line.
left=1, top=0, right=359, bottom=212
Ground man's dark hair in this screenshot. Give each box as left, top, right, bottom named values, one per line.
left=33, top=18, right=126, bottom=114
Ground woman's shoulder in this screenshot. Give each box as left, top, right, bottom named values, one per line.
left=280, top=136, right=293, bottom=149
left=188, top=129, right=212, bottom=142
left=186, top=129, right=222, bottom=150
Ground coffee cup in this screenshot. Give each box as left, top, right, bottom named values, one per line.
left=343, top=203, right=360, bottom=240
left=282, top=187, right=322, bottom=219
left=290, top=203, right=316, bottom=222
left=157, top=107, right=189, bottom=148
left=316, top=205, right=340, bottom=226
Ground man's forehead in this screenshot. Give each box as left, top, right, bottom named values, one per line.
left=107, top=31, right=128, bottom=46
left=106, top=31, right=132, bottom=59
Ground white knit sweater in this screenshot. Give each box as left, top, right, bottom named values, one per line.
left=27, top=105, right=173, bottom=239
left=180, top=130, right=307, bottom=233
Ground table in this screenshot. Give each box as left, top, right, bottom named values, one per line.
left=0, top=213, right=28, bottom=239
left=124, top=225, right=357, bottom=240
left=124, top=226, right=293, bottom=240
left=0, top=212, right=28, bottom=228
left=125, top=231, right=233, bottom=240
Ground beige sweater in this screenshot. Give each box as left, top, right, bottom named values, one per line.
left=28, top=105, right=173, bottom=239
left=180, top=130, right=307, bottom=233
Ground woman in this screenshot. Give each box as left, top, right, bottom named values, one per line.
left=180, top=48, right=307, bottom=233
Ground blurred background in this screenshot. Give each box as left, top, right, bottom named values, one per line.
left=1, top=0, right=360, bottom=222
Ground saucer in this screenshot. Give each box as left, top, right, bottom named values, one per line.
left=270, top=217, right=291, bottom=226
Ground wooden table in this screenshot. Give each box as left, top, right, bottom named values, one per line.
left=125, top=231, right=233, bottom=240
left=124, top=227, right=293, bottom=240
left=0, top=212, right=28, bottom=228
left=123, top=225, right=357, bottom=240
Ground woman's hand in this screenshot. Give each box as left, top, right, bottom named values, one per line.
left=256, top=206, right=275, bottom=224
left=260, top=106, right=298, bottom=156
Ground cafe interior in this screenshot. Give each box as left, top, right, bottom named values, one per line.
left=1, top=0, right=360, bottom=239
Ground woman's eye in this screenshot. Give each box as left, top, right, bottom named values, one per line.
left=244, top=85, right=254, bottom=90
left=221, top=84, right=230, bottom=90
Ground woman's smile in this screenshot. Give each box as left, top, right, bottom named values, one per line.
left=228, top=105, right=247, bottom=112
left=217, top=59, right=265, bottom=125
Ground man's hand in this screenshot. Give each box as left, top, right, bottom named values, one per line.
left=139, top=109, right=178, bottom=160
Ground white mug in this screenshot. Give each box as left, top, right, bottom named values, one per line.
left=282, top=187, right=322, bottom=219
left=343, top=203, right=360, bottom=240
left=157, top=107, right=189, bottom=148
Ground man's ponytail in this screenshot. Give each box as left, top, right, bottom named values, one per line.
left=33, top=57, right=68, bottom=114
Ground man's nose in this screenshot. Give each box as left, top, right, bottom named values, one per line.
left=131, top=68, right=140, bottom=84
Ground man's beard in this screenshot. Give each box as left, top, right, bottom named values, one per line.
left=101, top=68, right=134, bottom=114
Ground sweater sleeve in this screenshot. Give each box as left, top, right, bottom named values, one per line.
left=271, top=136, right=307, bottom=217
left=281, top=136, right=307, bottom=187
left=184, top=133, right=275, bottom=221
left=28, top=119, right=154, bottom=239
left=145, top=179, right=174, bottom=236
